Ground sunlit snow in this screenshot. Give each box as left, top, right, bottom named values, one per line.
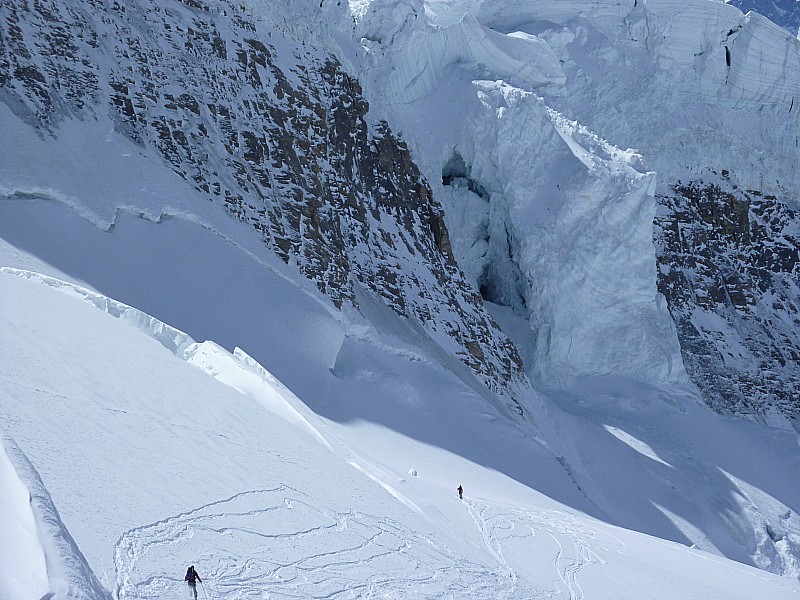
left=2, top=0, right=800, bottom=598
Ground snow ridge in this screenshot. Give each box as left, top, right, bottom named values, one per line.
left=2, top=268, right=196, bottom=357
left=2, top=267, right=334, bottom=448
left=0, top=435, right=110, bottom=600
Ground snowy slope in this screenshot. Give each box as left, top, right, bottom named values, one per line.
left=2, top=178, right=800, bottom=594
left=2, top=266, right=800, bottom=599
left=2, top=0, right=800, bottom=596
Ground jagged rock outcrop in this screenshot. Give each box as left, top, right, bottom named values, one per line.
left=655, top=176, right=800, bottom=427
left=0, top=0, right=526, bottom=409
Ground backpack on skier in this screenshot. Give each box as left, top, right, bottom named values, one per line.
left=185, top=565, right=202, bottom=583
left=185, top=565, right=202, bottom=599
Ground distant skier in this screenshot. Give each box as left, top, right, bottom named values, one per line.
left=185, top=565, right=202, bottom=599
left=457, top=484, right=463, bottom=500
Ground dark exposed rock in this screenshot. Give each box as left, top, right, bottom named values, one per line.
left=655, top=178, right=800, bottom=427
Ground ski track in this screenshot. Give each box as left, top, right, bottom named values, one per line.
left=115, top=489, right=615, bottom=599
left=113, top=487, right=508, bottom=599
left=464, top=498, right=518, bottom=599
left=465, top=498, right=608, bottom=600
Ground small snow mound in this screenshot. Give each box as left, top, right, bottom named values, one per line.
left=408, top=468, right=418, bottom=476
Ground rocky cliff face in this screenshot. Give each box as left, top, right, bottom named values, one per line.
left=0, top=0, right=526, bottom=410
left=4, top=0, right=800, bottom=427
left=655, top=176, right=800, bottom=427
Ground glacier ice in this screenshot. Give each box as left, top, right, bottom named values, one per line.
left=343, top=0, right=800, bottom=390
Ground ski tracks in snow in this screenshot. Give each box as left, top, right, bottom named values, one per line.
left=464, top=498, right=609, bottom=600
left=464, top=498, right=518, bottom=599
left=114, top=488, right=615, bottom=599
left=114, top=486, right=507, bottom=599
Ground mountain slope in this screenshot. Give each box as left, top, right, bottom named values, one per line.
left=2, top=0, right=800, bottom=594
left=2, top=267, right=800, bottom=598
left=0, top=0, right=526, bottom=412
left=656, top=176, right=800, bottom=425
left=2, top=179, right=800, bottom=591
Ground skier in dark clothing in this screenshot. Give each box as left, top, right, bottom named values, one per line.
left=185, top=565, right=202, bottom=599
left=457, top=484, right=463, bottom=499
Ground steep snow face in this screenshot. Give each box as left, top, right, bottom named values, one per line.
left=355, top=2, right=565, bottom=103
left=354, top=0, right=800, bottom=210
left=488, top=0, right=800, bottom=197
left=0, top=0, right=527, bottom=410
left=346, top=0, right=800, bottom=424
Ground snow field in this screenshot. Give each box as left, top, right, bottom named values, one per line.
left=2, top=260, right=800, bottom=598
left=115, top=487, right=508, bottom=599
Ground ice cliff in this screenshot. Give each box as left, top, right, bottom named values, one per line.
left=346, top=0, right=800, bottom=427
